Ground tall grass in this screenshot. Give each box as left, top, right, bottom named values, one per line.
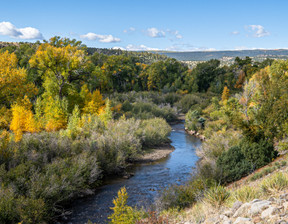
left=203, top=185, right=230, bottom=207
left=261, top=172, right=288, bottom=194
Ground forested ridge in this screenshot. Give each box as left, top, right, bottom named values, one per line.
left=0, top=36, right=286, bottom=223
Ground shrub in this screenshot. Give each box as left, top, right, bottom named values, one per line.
left=249, top=172, right=263, bottom=181
left=93, top=119, right=142, bottom=173
left=249, top=166, right=278, bottom=181
left=281, top=160, right=287, bottom=167
left=261, top=172, right=288, bottom=194
left=0, top=189, right=47, bottom=224
left=14, top=132, right=73, bottom=167
left=130, top=102, right=177, bottom=122
left=240, top=138, right=277, bottom=169
left=0, top=130, right=13, bottom=165
left=232, top=186, right=261, bottom=202
left=185, top=109, right=203, bottom=132
left=198, top=130, right=242, bottom=162
left=157, top=177, right=215, bottom=210
left=203, top=185, right=230, bottom=207
left=137, top=211, right=168, bottom=224
left=0, top=187, right=17, bottom=224
left=137, top=118, right=171, bottom=148
left=217, top=146, right=253, bottom=183
left=176, top=94, right=202, bottom=113
left=164, top=93, right=181, bottom=106
left=29, top=152, right=101, bottom=206
left=159, top=185, right=197, bottom=210
left=16, top=197, right=47, bottom=224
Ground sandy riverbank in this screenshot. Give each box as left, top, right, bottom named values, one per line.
left=134, top=143, right=175, bottom=163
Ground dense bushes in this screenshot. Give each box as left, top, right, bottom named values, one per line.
left=216, top=146, right=253, bottom=183
left=0, top=187, right=47, bottom=224
left=137, top=118, right=171, bottom=148
left=0, top=117, right=171, bottom=223
left=216, top=138, right=278, bottom=184
left=127, top=102, right=177, bottom=122
left=157, top=177, right=216, bottom=210
left=240, top=138, right=277, bottom=169
left=176, top=94, right=202, bottom=113
left=185, top=109, right=205, bottom=132
left=111, top=92, right=179, bottom=122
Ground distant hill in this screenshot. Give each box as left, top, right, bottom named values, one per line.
left=2, top=41, right=288, bottom=64
left=0, top=42, right=169, bottom=65
left=87, top=47, right=169, bottom=64
left=155, top=49, right=288, bottom=61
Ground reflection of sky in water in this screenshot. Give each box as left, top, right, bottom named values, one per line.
left=64, top=123, right=201, bottom=224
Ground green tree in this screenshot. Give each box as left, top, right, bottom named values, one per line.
left=185, top=59, right=224, bottom=92
left=29, top=43, right=91, bottom=99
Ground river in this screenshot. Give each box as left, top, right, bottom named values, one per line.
left=63, top=122, right=201, bottom=224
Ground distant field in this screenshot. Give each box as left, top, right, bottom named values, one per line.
left=156, top=49, right=288, bottom=61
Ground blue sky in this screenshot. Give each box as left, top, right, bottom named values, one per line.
left=0, top=0, right=287, bottom=51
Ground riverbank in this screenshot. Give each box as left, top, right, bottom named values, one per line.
left=185, top=128, right=205, bottom=141
left=167, top=154, right=288, bottom=224
left=63, top=122, right=201, bottom=224
left=134, top=143, right=175, bottom=163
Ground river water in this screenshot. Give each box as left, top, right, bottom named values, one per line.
left=64, top=122, right=201, bottom=224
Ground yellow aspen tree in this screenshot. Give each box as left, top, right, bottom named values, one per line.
left=81, top=84, right=105, bottom=115
left=0, top=51, right=38, bottom=106
left=10, top=96, right=38, bottom=142
left=222, top=86, right=230, bottom=102
left=108, top=187, right=137, bottom=224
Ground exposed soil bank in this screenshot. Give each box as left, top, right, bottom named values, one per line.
left=185, top=128, right=206, bottom=141
left=135, top=143, right=175, bottom=163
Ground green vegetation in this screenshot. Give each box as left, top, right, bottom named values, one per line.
left=108, top=187, right=143, bottom=224
left=232, top=186, right=261, bottom=203
left=145, top=55, right=288, bottom=220
left=203, top=185, right=230, bottom=207
left=2, top=36, right=288, bottom=223
left=261, top=172, right=288, bottom=194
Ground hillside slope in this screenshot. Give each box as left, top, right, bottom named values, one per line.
left=170, top=155, right=288, bottom=224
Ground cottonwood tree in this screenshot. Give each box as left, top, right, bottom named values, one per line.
left=0, top=51, right=37, bottom=107
left=29, top=43, right=91, bottom=99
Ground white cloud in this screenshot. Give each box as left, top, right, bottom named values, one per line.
left=112, top=44, right=159, bottom=51
left=123, top=27, right=136, bottom=33
left=124, top=44, right=159, bottom=51
left=246, top=25, right=270, bottom=38
left=146, top=27, right=165, bottom=38
left=234, top=46, right=266, bottom=50
left=0, top=21, right=43, bottom=39
left=167, top=29, right=183, bottom=39
left=113, top=43, right=217, bottom=52
left=112, top=46, right=126, bottom=50
left=80, top=33, right=121, bottom=43
left=166, top=43, right=215, bottom=52
left=231, top=31, right=240, bottom=35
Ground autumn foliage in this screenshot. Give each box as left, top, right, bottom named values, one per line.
left=10, top=97, right=38, bottom=141
left=0, top=51, right=37, bottom=106
left=221, top=86, right=230, bottom=102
